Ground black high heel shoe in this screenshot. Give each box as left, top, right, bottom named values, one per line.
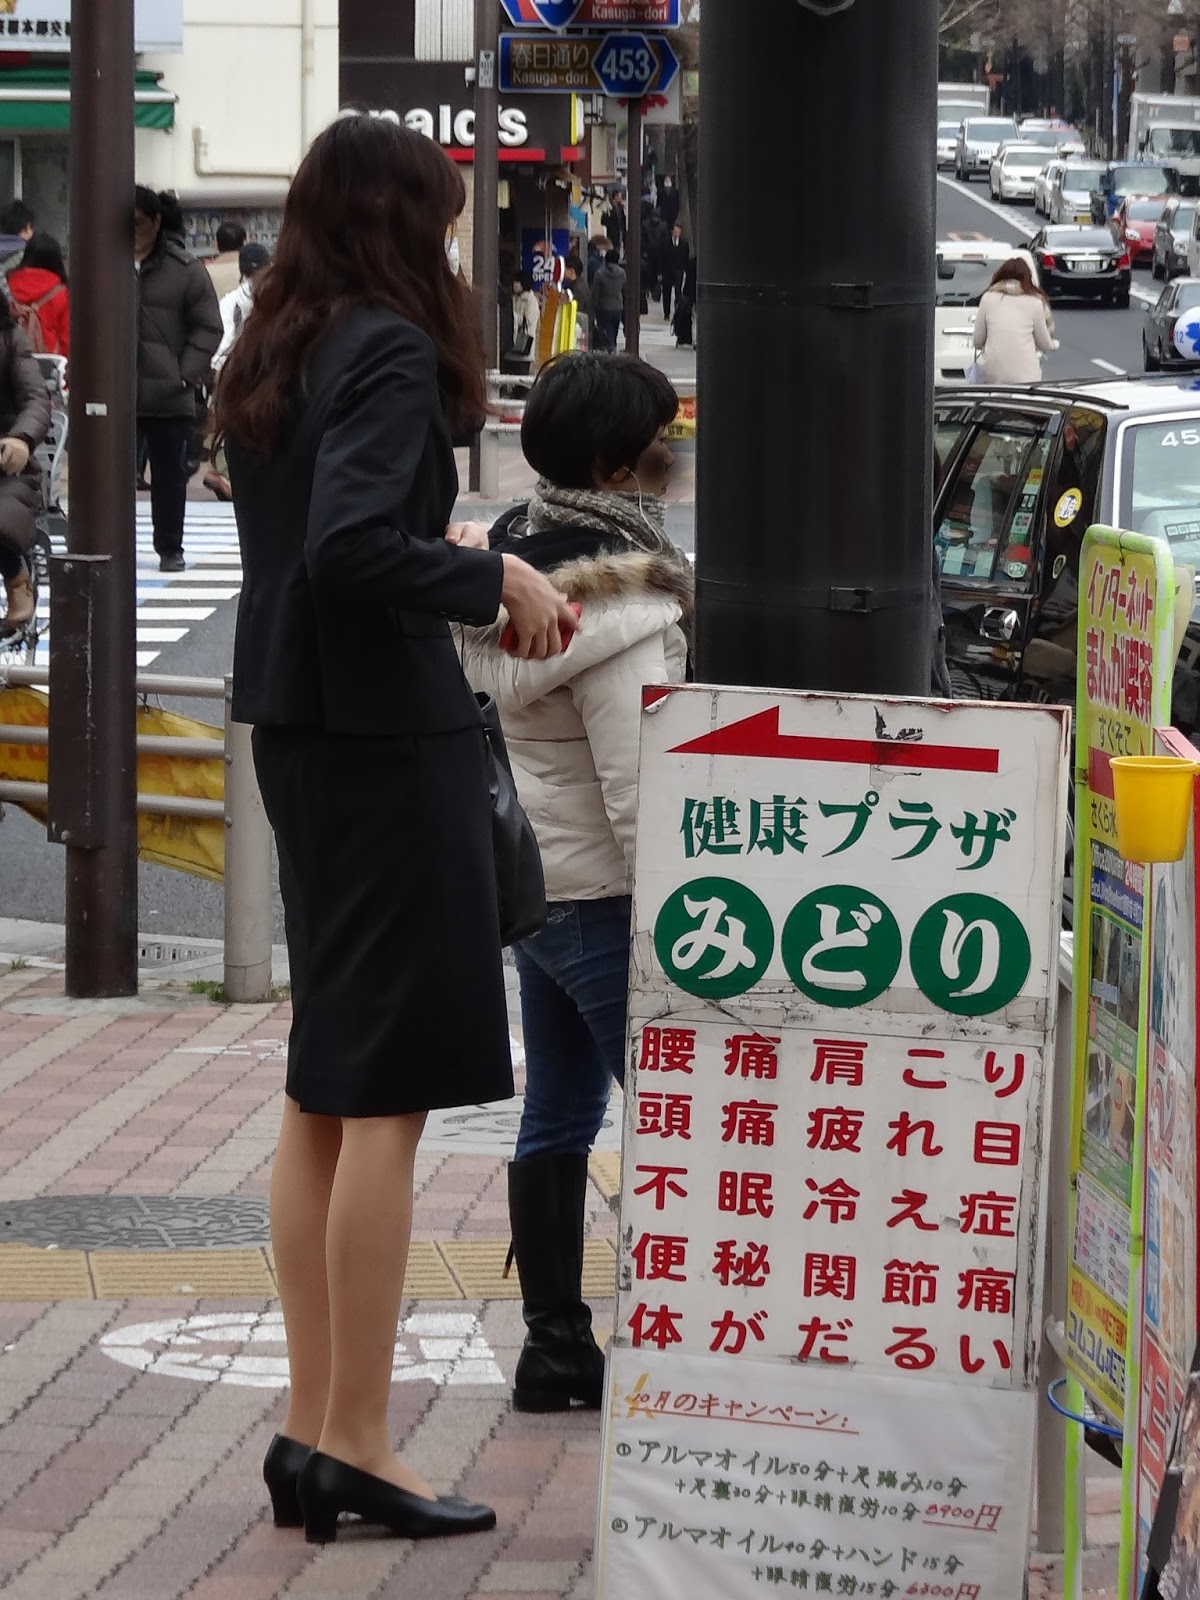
left=262, top=1434, right=312, bottom=1528
left=296, top=1451, right=497, bottom=1545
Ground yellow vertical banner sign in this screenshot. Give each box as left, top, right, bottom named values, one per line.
left=1065, top=526, right=1178, bottom=1599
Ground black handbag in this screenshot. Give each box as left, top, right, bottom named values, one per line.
left=477, top=692, right=547, bottom=946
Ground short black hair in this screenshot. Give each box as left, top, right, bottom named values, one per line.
left=0, top=199, right=34, bottom=235
left=216, top=220, right=246, bottom=253
left=157, top=191, right=184, bottom=236
left=605, top=249, right=619, bottom=265
left=239, top=241, right=271, bottom=277
left=134, top=185, right=161, bottom=221
left=521, top=352, right=678, bottom=490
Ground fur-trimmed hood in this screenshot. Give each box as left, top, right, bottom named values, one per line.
left=467, top=547, right=693, bottom=651
left=460, top=547, right=692, bottom=712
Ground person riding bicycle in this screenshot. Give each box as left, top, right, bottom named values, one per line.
left=0, top=297, right=51, bottom=633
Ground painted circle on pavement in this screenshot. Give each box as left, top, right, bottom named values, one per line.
left=909, top=892, right=1031, bottom=1015
left=653, top=877, right=774, bottom=999
left=780, top=886, right=902, bottom=1008
left=98, top=1311, right=504, bottom=1388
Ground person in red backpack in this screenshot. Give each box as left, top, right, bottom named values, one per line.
left=7, top=233, right=69, bottom=358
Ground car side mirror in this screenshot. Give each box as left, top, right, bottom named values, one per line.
left=979, top=608, right=1020, bottom=643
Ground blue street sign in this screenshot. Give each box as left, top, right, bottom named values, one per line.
left=647, top=34, right=679, bottom=95
left=593, top=32, right=658, bottom=97
left=499, top=31, right=680, bottom=97
left=500, top=0, right=682, bottom=26
left=528, top=0, right=586, bottom=25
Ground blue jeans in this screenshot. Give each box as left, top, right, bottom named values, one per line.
left=513, top=897, right=631, bottom=1161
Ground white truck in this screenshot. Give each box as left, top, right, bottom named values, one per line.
left=1128, top=92, right=1200, bottom=189
left=938, top=81, right=990, bottom=122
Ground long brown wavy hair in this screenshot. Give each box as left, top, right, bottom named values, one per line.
left=988, top=256, right=1049, bottom=303
left=215, top=113, right=485, bottom=451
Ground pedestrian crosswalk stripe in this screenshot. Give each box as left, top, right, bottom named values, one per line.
left=36, top=502, right=244, bottom=669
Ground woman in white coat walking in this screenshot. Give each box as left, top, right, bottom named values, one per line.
left=972, top=257, right=1057, bottom=383
left=461, top=352, right=691, bottom=1415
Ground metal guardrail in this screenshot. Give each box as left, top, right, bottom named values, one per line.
left=0, top=665, right=274, bottom=1001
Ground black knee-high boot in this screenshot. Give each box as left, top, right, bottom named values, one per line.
left=507, top=1153, right=606, bottom=1412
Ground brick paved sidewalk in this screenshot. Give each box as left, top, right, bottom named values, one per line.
left=0, top=956, right=1119, bottom=1599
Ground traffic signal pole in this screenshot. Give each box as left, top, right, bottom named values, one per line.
left=469, top=0, right=500, bottom=493
left=624, top=99, right=643, bottom=357
left=48, top=0, right=138, bottom=996
left=694, top=0, right=937, bottom=697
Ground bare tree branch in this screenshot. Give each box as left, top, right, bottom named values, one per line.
left=940, top=0, right=993, bottom=36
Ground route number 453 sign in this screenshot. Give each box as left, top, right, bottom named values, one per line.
left=597, top=687, right=1070, bottom=1600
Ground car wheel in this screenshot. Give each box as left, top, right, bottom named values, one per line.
left=1144, top=334, right=1160, bottom=371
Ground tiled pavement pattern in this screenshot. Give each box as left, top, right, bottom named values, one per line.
left=0, top=958, right=1118, bottom=1598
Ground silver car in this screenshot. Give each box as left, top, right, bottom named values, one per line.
left=955, top=116, right=1019, bottom=182
left=1050, top=161, right=1107, bottom=224
left=1152, top=196, right=1198, bottom=280
left=1034, top=159, right=1065, bottom=217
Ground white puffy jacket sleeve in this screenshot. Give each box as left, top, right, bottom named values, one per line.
left=568, top=629, right=675, bottom=874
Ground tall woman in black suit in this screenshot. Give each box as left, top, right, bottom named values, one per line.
left=215, top=113, right=577, bottom=1545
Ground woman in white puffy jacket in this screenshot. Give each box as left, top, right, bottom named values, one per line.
left=461, top=352, right=692, bottom=1416
left=972, top=256, right=1058, bottom=383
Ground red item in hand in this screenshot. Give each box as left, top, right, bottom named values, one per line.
left=500, top=601, right=582, bottom=655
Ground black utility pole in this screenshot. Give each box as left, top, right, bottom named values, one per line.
left=624, top=100, right=643, bottom=357
left=694, top=0, right=936, bottom=697
left=48, top=0, right=138, bottom=995
left=469, top=0, right=500, bottom=491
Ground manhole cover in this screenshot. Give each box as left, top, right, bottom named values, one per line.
left=0, top=1195, right=271, bottom=1250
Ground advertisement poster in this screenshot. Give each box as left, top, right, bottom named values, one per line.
left=1067, top=528, right=1175, bottom=1422
left=598, top=1346, right=1036, bottom=1600
left=1134, top=728, right=1200, bottom=1596
left=595, top=687, right=1070, bottom=1597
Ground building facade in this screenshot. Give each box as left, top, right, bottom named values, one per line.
left=0, top=0, right=338, bottom=252
left=339, top=0, right=583, bottom=286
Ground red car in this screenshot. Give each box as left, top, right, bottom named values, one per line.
left=1111, top=195, right=1169, bottom=264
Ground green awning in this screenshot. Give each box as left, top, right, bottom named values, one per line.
left=0, top=69, right=175, bottom=133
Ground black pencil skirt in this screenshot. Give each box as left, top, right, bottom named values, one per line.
left=252, top=723, right=514, bottom=1118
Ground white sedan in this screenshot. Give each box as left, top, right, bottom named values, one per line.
left=989, top=143, right=1049, bottom=203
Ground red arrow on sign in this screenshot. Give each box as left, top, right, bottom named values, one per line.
left=666, top=707, right=1000, bottom=773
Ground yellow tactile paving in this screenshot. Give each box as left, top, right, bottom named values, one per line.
left=589, top=1152, right=621, bottom=1200
left=90, top=1248, right=277, bottom=1298
left=442, top=1238, right=617, bottom=1300
left=402, top=1241, right=461, bottom=1300
left=0, top=1244, right=94, bottom=1300
left=0, top=1239, right=620, bottom=1302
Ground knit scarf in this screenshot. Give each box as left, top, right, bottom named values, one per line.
left=522, top=479, right=681, bottom=565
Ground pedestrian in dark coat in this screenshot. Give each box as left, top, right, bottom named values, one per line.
left=134, top=184, right=222, bottom=571
left=641, top=208, right=668, bottom=307
left=661, top=224, right=691, bottom=322
left=0, top=306, right=51, bottom=631
left=215, top=114, right=576, bottom=1546
left=656, top=175, right=681, bottom=230
left=591, top=251, right=626, bottom=352
left=600, top=191, right=627, bottom=259
left=587, top=234, right=610, bottom=285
